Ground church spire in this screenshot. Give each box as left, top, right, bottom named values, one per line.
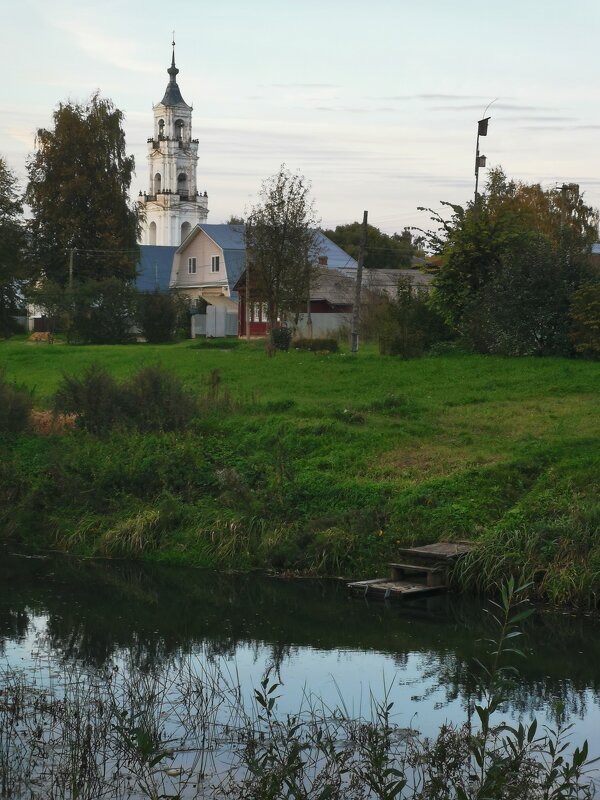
left=160, top=36, right=187, bottom=106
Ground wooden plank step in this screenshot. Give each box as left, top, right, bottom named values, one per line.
left=389, top=562, right=446, bottom=587
left=347, top=578, right=447, bottom=600
left=388, top=562, right=443, bottom=574
left=395, top=542, right=475, bottom=563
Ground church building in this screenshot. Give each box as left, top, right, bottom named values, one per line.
left=138, top=45, right=209, bottom=246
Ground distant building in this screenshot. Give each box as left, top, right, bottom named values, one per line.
left=138, top=45, right=209, bottom=246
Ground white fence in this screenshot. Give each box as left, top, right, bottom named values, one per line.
left=192, top=307, right=238, bottom=338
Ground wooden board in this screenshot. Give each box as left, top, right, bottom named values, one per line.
left=347, top=578, right=446, bottom=600
left=394, top=542, right=475, bottom=563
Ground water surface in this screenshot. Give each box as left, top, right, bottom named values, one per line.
left=2, top=547, right=600, bottom=745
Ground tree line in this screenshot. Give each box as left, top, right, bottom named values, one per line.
left=2, top=88, right=600, bottom=357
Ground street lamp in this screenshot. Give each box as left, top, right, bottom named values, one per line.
left=474, top=116, right=490, bottom=209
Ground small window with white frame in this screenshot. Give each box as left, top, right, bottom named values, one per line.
left=211, top=255, right=220, bottom=273
left=188, top=257, right=197, bottom=274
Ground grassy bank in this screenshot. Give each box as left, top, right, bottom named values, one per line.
left=1, top=336, right=600, bottom=607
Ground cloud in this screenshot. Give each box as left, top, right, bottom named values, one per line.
left=430, top=102, right=561, bottom=113
left=53, top=19, right=156, bottom=74
left=377, top=93, right=487, bottom=101
left=271, top=83, right=339, bottom=89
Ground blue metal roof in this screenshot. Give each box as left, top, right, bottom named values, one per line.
left=199, top=223, right=246, bottom=251
left=313, top=230, right=358, bottom=269
left=198, top=224, right=357, bottom=270
left=197, top=225, right=246, bottom=300
left=136, top=245, right=178, bottom=292
left=592, top=242, right=600, bottom=255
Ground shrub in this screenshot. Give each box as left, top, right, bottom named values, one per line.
left=292, top=337, right=339, bottom=353
left=0, top=370, right=33, bottom=433
left=378, top=278, right=452, bottom=357
left=270, top=326, right=292, bottom=351
left=137, top=290, right=189, bottom=343
left=54, top=364, right=197, bottom=435
left=569, top=281, right=600, bottom=358
left=124, top=365, right=198, bottom=432
left=69, top=278, right=137, bottom=345
left=54, top=365, right=125, bottom=435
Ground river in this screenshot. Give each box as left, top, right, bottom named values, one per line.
left=2, top=547, right=600, bottom=796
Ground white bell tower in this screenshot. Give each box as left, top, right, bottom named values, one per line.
left=139, top=42, right=209, bottom=246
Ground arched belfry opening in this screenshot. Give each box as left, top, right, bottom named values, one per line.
left=181, top=221, right=191, bottom=243
left=158, top=119, right=165, bottom=139
left=154, top=173, right=162, bottom=194
left=149, top=221, right=157, bottom=245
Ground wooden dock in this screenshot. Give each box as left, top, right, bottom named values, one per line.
left=347, top=542, right=475, bottom=601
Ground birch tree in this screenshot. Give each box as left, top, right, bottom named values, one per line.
left=245, top=166, right=319, bottom=329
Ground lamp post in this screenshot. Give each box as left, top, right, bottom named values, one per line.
left=474, top=116, right=490, bottom=211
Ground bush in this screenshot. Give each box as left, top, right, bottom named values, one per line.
left=124, top=366, right=198, bottom=432
left=271, top=326, right=293, bottom=351
left=54, top=365, right=125, bottom=436
left=69, top=278, right=137, bottom=344
left=569, top=281, right=600, bottom=358
left=377, top=278, right=452, bottom=357
left=293, top=337, right=339, bottom=353
left=54, top=364, right=198, bottom=435
left=137, top=290, right=189, bottom=343
left=0, top=370, right=33, bottom=433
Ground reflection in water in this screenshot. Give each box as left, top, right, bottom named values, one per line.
left=2, top=546, right=600, bottom=738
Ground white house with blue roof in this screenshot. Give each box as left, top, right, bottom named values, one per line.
left=169, top=223, right=357, bottom=304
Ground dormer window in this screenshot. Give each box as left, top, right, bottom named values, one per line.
left=188, top=257, right=197, bottom=274
left=211, top=255, right=220, bottom=273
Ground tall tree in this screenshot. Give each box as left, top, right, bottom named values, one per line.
left=420, top=168, right=599, bottom=354
left=245, top=166, right=319, bottom=326
left=0, top=157, right=27, bottom=337
left=26, top=93, right=140, bottom=286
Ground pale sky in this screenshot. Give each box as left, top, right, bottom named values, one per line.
left=3, top=0, right=600, bottom=235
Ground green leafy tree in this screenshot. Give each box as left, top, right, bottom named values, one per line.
left=245, top=165, right=319, bottom=329
left=421, top=168, right=599, bottom=354
left=377, top=277, right=451, bottom=357
left=569, top=282, right=600, bottom=358
left=26, top=280, right=69, bottom=343
left=323, top=222, right=419, bottom=269
left=69, top=278, right=138, bottom=344
left=0, top=157, right=27, bottom=337
left=26, top=92, right=140, bottom=285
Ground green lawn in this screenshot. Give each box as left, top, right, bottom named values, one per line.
left=2, top=336, right=600, bottom=607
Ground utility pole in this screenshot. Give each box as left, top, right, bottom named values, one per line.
left=351, top=210, right=368, bottom=353
left=68, top=248, right=75, bottom=289
left=245, top=257, right=251, bottom=342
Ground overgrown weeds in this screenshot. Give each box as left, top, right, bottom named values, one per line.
left=0, top=370, right=33, bottom=433
left=54, top=364, right=198, bottom=434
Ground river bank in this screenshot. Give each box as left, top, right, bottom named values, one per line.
left=1, top=337, right=600, bottom=608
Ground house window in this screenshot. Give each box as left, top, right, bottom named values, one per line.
left=188, top=257, right=197, bottom=274
left=211, top=255, right=220, bottom=273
